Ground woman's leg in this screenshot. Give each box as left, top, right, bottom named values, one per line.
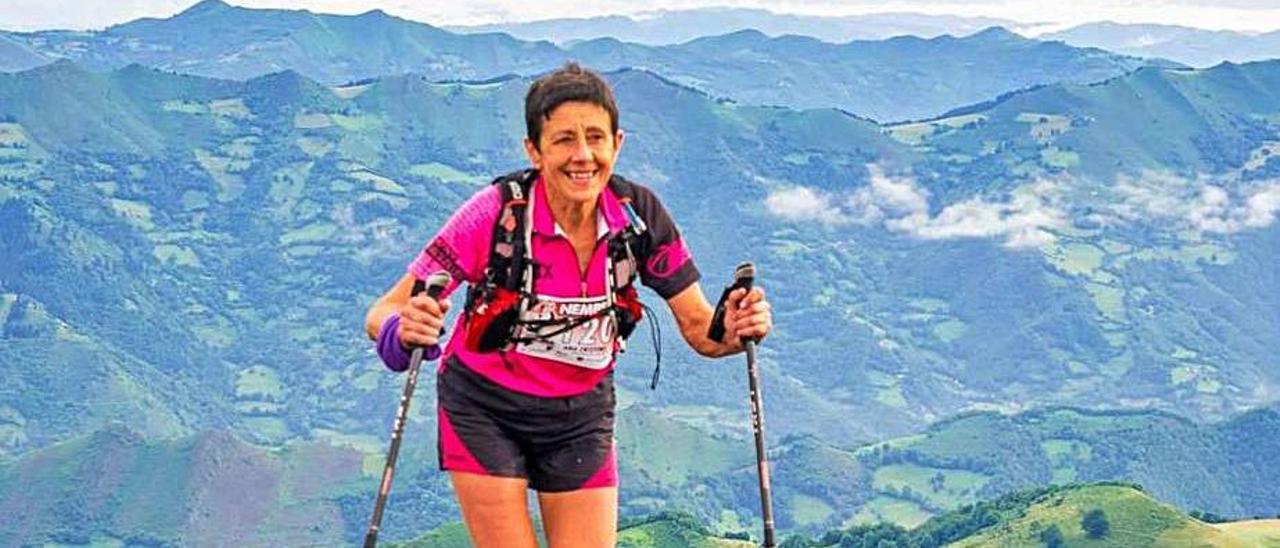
left=450, top=471, right=539, bottom=548
left=538, top=486, right=618, bottom=548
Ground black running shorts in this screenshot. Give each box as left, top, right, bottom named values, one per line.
left=436, top=356, right=617, bottom=492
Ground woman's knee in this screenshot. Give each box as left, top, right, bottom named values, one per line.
left=450, top=472, right=537, bottom=548
left=538, top=486, right=618, bottom=548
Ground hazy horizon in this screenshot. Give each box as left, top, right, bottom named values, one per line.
left=2, top=0, right=1280, bottom=35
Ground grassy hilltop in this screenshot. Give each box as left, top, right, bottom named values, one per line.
left=386, top=484, right=1280, bottom=547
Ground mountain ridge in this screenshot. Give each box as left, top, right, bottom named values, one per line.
left=0, top=5, right=1175, bottom=122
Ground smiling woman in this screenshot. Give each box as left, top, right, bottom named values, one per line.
left=364, top=62, right=772, bottom=548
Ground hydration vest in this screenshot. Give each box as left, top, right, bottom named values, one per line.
left=462, top=169, right=663, bottom=387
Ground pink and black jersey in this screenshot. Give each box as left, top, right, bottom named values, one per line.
left=408, top=174, right=698, bottom=397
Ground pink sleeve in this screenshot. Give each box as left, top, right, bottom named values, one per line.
left=407, top=185, right=501, bottom=299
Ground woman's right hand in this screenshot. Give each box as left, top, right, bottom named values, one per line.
left=398, top=294, right=451, bottom=348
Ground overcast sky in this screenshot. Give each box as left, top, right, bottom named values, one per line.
left=3, top=0, right=1280, bottom=33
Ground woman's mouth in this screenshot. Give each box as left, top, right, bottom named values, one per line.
left=564, top=169, right=598, bottom=184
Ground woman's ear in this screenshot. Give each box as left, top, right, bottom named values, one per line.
left=523, top=137, right=542, bottom=169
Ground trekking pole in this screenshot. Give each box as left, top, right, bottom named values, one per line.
left=364, top=271, right=451, bottom=548
left=710, top=262, right=776, bottom=548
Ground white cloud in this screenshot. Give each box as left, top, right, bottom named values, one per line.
left=1244, top=186, right=1280, bottom=228
left=774, top=170, right=1280, bottom=244
left=764, top=185, right=849, bottom=226
left=885, top=179, right=1066, bottom=248
left=765, top=166, right=1066, bottom=248
left=846, top=165, right=931, bottom=224
left=1113, top=171, right=1280, bottom=234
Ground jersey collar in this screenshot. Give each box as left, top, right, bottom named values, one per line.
left=532, top=174, right=628, bottom=239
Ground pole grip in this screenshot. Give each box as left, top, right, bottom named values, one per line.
left=707, top=262, right=755, bottom=343
left=423, top=271, right=450, bottom=299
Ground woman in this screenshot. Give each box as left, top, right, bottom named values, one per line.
left=365, top=63, right=772, bottom=548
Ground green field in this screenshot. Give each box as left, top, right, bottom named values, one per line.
left=848, top=496, right=933, bottom=529
left=885, top=114, right=986, bottom=145
left=872, top=463, right=990, bottom=509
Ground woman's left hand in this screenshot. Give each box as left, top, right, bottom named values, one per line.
left=723, top=286, right=772, bottom=343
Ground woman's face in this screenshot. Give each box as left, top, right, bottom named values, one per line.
left=524, top=101, right=624, bottom=207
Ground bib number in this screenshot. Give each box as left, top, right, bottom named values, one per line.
left=514, top=295, right=617, bottom=369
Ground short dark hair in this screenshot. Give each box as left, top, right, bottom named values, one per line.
left=524, top=62, right=619, bottom=148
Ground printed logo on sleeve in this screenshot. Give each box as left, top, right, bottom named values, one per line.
left=646, top=238, right=691, bottom=279
left=425, top=239, right=470, bottom=282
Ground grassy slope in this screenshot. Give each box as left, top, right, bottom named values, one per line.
left=390, top=484, right=1280, bottom=547
left=0, top=426, right=367, bottom=546
left=954, top=485, right=1280, bottom=548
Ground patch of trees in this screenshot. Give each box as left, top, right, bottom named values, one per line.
left=1081, top=508, right=1109, bottom=539
left=1190, top=510, right=1230, bottom=523
left=781, top=522, right=910, bottom=548
left=1039, top=524, right=1064, bottom=548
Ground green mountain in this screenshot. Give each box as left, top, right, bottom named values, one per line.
left=905, top=60, right=1280, bottom=181
left=0, top=0, right=561, bottom=85
left=5, top=57, right=1280, bottom=455
left=386, top=484, right=1280, bottom=547
left=4, top=400, right=1278, bottom=544
left=0, top=292, right=211, bottom=452
left=847, top=406, right=1280, bottom=527
left=636, top=405, right=1280, bottom=535
left=569, top=27, right=1176, bottom=122
left=778, top=61, right=1280, bottom=433
left=6, top=55, right=1280, bottom=544
left=0, top=424, right=457, bottom=546
left=0, top=31, right=50, bottom=73
left=447, top=8, right=1020, bottom=45
left=0, top=1, right=1173, bottom=121
left=0, top=59, right=915, bottom=457
left=784, top=483, right=1280, bottom=548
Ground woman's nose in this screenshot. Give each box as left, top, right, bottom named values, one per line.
left=570, top=138, right=592, bottom=161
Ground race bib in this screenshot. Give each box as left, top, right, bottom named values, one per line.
left=513, top=294, right=617, bottom=369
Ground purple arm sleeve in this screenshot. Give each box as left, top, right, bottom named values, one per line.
left=377, top=313, right=441, bottom=372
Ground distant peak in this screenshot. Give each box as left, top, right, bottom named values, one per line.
left=576, top=35, right=624, bottom=47
left=116, top=62, right=156, bottom=75
left=177, top=0, right=232, bottom=17
left=247, top=68, right=327, bottom=94
left=967, top=26, right=1022, bottom=41
left=688, top=28, right=769, bottom=47
left=30, top=57, right=85, bottom=75
left=722, top=28, right=768, bottom=40
left=251, top=68, right=306, bottom=83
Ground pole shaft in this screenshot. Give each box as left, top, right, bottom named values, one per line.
left=745, top=341, right=776, bottom=548
left=364, top=275, right=447, bottom=548
left=364, top=346, right=425, bottom=548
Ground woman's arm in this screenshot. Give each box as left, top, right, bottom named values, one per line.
left=365, top=272, right=449, bottom=346
left=365, top=273, right=414, bottom=340
left=665, top=281, right=771, bottom=358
